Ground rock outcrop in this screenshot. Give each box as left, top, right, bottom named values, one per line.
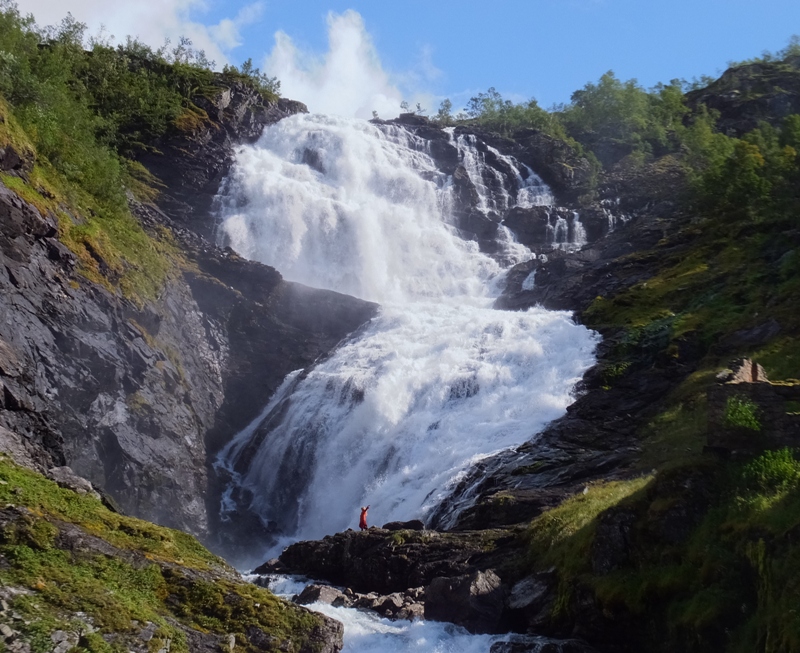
left=138, top=83, right=308, bottom=240
left=0, top=82, right=377, bottom=546
left=686, top=55, right=800, bottom=135
left=256, top=527, right=518, bottom=634
left=258, top=527, right=519, bottom=596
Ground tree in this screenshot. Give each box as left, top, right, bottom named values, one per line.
left=434, top=98, right=453, bottom=125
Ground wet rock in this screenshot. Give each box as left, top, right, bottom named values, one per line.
left=424, top=569, right=506, bottom=634
left=491, top=635, right=600, bottom=653
left=375, top=592, right=405, bottom=615
left=294, top=584, right=350, bottom=608
left=381, top=520, right=425, bottom=531
left=396, top=603, right=425, bottom=621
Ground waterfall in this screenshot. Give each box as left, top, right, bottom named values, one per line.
left=446, top=128, right=553, bottom=213
left=216, top=114, right=598, bottom=546
left=572, top=211, right=587, bottom=246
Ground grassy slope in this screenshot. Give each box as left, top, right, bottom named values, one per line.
left=0, top=96, right=179, bottom=305
left=517, top=109, right=800, bottom=652
left=0, top=453, right=330, bottom=653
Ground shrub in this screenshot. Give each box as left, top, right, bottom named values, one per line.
left=740, top=448, right=800, bottom=495
left=724, top=395, right=762, bottom=431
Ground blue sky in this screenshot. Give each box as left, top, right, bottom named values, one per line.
left=17, top=0, right=800, bottom=116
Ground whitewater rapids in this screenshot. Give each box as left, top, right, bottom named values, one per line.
left=216, top=113, right=598, bottom=545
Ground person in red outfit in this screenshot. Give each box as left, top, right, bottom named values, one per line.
left=359, top=505, right=370, bottom=530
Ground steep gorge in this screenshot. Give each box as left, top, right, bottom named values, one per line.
left=0, top=85, right=377, bottom=541
left=0, top=48, right=799, bottom=653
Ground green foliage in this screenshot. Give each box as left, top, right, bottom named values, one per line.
left=739, top=448, right=800, bottom=496
left=685, top=108, right=800, bottom=221
left=0, top=455, right=225, bottom=570
left=221, top=57, right=280, bottom=101
left=558, top=72, right=689, bottom=162
left=433, top=98, right=453, bottom=126
left=523, top=452, right=800, bottom=652
left=466, top=88, right=548, bottom=132
left=724, top=395, right=762, bottom=431
left=0, top=3, right=288, bottom=302
left=0, top=455, right=328, bottom=653
left=525, top=476, right=653, bottom=613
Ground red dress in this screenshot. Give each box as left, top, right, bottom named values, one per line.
left=359, top=507, right=369, bottom=530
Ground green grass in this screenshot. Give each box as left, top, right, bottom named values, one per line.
left=725, top=395, right=763, bottom=431
left=520, top=449, right=800, bottom=652
left=0, top=455, right=224, bottom=570
left=524, top=476, right=653, bottom=614
left=0, top=454, right=332, bottom=653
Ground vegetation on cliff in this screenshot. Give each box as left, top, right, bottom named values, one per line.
left=0, top=1, right=278, bottom=302
left=497, top=40, right=800, bottom=653
left=0, top=452, right=338, bottom=653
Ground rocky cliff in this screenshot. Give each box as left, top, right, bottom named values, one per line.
left=0, top=83, right=377, bottom=546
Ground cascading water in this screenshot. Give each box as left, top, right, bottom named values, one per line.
left=572, top=211, right=588, bottom=246
left=446, top=129, right=554, bottom=213
left=215, top=113, right=598, bottom=550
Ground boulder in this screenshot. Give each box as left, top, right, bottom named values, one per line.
left=46, top=466, right=101, bottom=499
left=294, top=584, right=350, bottom=608
left=424, top=569, right=506, bottom=634
left=505, top=571, right=557, bottom=631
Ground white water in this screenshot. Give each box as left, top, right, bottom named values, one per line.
left=216, top=113, right=598, bottom=548
left=446, top=129, right=553, bottom=213
left=263, top=575, right=506, bottom=653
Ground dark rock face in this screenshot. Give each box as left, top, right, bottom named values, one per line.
left=425, top=570, right=506, bottom=634
left=686, top=56, right=800, bottom=135
left=0, top=184, right=375, bottom=540
left=378, top=116, right=609, bottom=254
left=511, top=129, right=595, bottom=203
left=0, top=81, right=376, bottom=544
left=590, top=508, right=636, bottom=574
left=267, top=528, right=496, bottom=595
left=137, top=83, right=307, bottom=240
left=382, top=519, right=425, bottom=531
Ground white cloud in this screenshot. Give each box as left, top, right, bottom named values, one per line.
left=263, top=10, right=437, bottom=119
left=209, top=3, right=264, bottom=51
left=15, top=0, right=264, bottom=67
